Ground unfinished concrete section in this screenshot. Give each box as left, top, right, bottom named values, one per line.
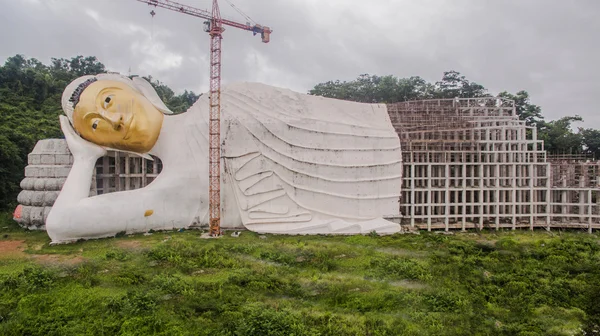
left=94, top=153, right=162, bottom=195
left=547, top=155, right=600, bottom=231
left=15, top=139, right=76, bottom=229
left=387, top=98, right=600, bottom=232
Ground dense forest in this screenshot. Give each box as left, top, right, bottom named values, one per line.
left=0, top=55, right=199, bottom=210
left=1, top=55, right=599, bottom=211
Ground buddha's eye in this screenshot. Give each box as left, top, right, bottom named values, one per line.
left=92, top=120, right=99, bottom=130
left=103, top=95, right=114, bottom=109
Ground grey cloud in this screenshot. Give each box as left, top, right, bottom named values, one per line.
left=1, top=0, right=598, bottom=126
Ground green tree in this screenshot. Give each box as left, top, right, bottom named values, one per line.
left=498, top=90, right=543, bottom=128
left=143, top=77, right=199, bottom=114
left=309, top=71, right=487, bottom=103
left=434, top=70, right=488, bottom=99
left=538, top=116, right=584, bottom=154
left=580, top=128, right=600, bottom=159
left=68, top=55, right=106, bottom=77
left=0, top=134, right=25, bottom=210
left=309, top=74, right=435, bottom=103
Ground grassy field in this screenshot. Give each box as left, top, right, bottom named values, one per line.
left=0, top=212, right=599, bottom=335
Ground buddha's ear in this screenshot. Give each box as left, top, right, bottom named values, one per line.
left=131, top=77, right=174, bottom=115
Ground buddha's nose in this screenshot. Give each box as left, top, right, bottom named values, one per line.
left=105, top=113, right=124, bottom=130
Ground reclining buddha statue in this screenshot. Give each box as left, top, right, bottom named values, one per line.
left=46, top=73, right=403, bottom=243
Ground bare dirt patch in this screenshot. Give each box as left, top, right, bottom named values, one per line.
left=0, top=240, right=86, bottom=265
left=0, top=240, right=26, bottom=258
left=375, top=247, right=428, bottom=258
left=476, top=239, right=498, bottom=244
left=116, top=240, right=143, bottom=250
left=389, top=279, right=428, bottom=290
left=31, top=254, right=86, bottom=266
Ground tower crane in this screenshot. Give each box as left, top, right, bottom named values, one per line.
left=134, top=0, right=272, bottom=236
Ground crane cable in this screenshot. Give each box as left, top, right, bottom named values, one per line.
left=150, top=10, right=156, bottom=40
left=223, top=0, right=255, bottom=25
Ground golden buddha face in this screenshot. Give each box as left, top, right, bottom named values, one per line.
left=72, top=80, right=164, bottom=153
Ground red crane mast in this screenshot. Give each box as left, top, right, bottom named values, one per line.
left=135, top=0, right=272, bottom=236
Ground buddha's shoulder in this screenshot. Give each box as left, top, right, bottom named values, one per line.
left=221, top=81, right=372, bottom=108
left=222, top=81, right=297, bottom=97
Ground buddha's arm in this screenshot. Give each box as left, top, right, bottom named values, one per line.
left=48, top=117, right=106, bottom=206
left=45, top=117, right=151, bottom=242
left=46, top=156, right=199, bottom=243
left=45, top=118, right=112, bottom=242
left=51, top=157, right=96, bottom=209
left=45, top=156, right=98, bottom=242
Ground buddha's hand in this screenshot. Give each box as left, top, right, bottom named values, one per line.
left=60, top=115, right=107, bottom=162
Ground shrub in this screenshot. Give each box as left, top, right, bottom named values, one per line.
left=229, top=303, right=315, bottom=336
left=105, top=249, right=129, bottom=261
left=369, top=256, right=432, bottom=281
left=147, top=240, right=237, bottom=271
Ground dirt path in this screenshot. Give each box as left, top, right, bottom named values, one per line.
left=0, top=240, right=85, bottom=265
left=0, top=240, right=26, bottom=258
left=116, top=240, right=143, bottom=250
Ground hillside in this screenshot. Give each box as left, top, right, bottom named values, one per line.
left=0, top=213, right=598, bottom=335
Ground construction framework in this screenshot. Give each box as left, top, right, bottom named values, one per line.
left=387, top=98, right=600, bottom=232
left=93, top=153, right=162, bottom=195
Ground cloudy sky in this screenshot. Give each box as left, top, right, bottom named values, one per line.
left=1, top=0, right=598, bottom=125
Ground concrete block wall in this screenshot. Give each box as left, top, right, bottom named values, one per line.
left=14, top=139, right=71, bottom=229
left=13, top=139, right=97, bottom=230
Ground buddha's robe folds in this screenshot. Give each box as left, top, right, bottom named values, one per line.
left=201, top=83, right=403, bottom=234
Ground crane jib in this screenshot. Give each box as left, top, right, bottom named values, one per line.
left=137, top=0, right=271, bottom=43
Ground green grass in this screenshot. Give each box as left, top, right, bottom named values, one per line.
left=0, top=212, right=599, bottom=335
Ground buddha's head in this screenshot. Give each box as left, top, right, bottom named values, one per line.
left=61, top=74, right=173, bottom=154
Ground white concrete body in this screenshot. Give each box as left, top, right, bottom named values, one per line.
left=46, top=82, right=403, bottom=243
